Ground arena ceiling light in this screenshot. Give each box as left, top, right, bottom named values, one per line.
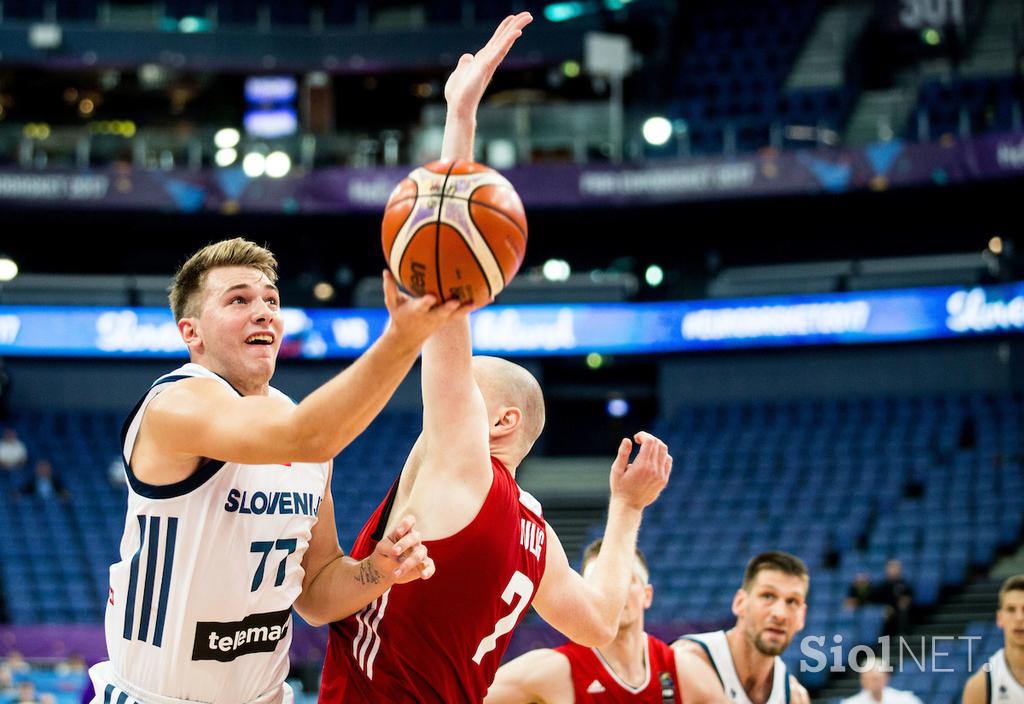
left=645, top=264, right=664, bottom=287
left=215, top=148, right=238, bottom=167
left=264, top=151, right=292, bottom=178
left=542, top=258, right=571, bottom=282
left=0, top=255, right=18, bottom=282
left=214, top=128, right=240, bottom=149
left=642, top=116, right=672, bottom=146
left=242, top=152, right=266, bottom=178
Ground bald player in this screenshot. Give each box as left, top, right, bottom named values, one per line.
left=317, top=13, right=673, bottom=702
left=673, top=552, right=811, bottom=704
left=962, top=575, right=1024, bottom=704
left=486, top=539, right=729, bottom=704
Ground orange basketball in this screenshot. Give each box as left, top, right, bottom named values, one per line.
left=382, top=159, right=527, bottom=304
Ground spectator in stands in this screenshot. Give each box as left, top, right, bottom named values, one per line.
left=3, top=652, right=29, bottom=674
left=18, top=459, right=70, bottom=502
left=14, top=680, right=37, bottom=704
left=0, top=665, right=16, bottom=699
left=37, top=695, right=56, bottom=704
left=0, top=428, right=26, bottom=471
left=845, top=571, right=873, bottom=609
left=56, top=654, right=86, bottom=677
left=870, top=559, right=913, bottom=637
left=842, top=658, right=923, bottom=704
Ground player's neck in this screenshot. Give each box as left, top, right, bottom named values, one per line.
left=596, top=625, right=647, bottom=687
left=192, top=358, right=269, bottom=396
left=726, top=628, right=776, bottom=700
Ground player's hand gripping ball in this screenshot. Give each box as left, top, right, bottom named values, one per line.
left=382, top=159, right=527, bottom=304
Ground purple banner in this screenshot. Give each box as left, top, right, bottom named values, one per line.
left=0, top=131, right=1020, bottom=213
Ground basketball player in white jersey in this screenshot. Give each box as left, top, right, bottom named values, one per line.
left=673, top=552, right=811, bottom=704
left=88, top=237, right=469, bottom=704
left=962, top=575, right=1024, bottom=704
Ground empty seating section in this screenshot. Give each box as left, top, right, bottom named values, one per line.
left=914, top=75, right=1024, bottom=139
left=642, top=393, right=1021, bottom=689
left=667, top=0, right=853, bottom=155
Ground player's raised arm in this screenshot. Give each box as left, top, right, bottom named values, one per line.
left=141, top=273, right=463, bottom=471
left=533, top=432, right=672, bottom=646
left=484, top=648, right=572, bottom=704
left=419, top=13, right=532, bottom=484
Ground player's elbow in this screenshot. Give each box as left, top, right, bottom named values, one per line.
left=573, top=619, right=617, bottom=648
left=292, top=596, right=328, bottom=628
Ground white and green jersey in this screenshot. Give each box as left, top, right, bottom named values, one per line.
left=683, top=630, right=790, bottom=704
left=90, top=363, right=330, bottom=704
left=987, top=649, right=1024, bottom=704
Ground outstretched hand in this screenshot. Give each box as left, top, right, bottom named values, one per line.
left=608, top=431, right=672, bottom=511
left=445, top=12, right=533, bottom=118
left=382, top=269, right=472, bottom=349
left=369, top=514, right=435, bottom=585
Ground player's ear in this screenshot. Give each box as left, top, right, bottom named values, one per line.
left=491, top=406, right=522, bottom=436
left=179, top=317, right=202, bottom=352
left=731, top=588, right=746, bottom=618
left=643, top=584, right=654, bottom=609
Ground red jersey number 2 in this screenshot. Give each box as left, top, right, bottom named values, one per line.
left=471, top=571, right=534, bottom=665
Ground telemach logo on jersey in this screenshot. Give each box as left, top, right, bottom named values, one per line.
left=192, top=608, right=291, bottom=662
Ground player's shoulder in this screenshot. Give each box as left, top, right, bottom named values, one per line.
left=671, top=635, right=713, bottom=665
left=147, top=375, right=235, bottom=410
left=961, top=667, right=989, bottom=704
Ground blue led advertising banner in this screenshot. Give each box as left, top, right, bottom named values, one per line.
left=0, top=281, right=1021, bottom=359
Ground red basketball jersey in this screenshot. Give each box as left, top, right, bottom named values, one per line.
left=555, top=634, right=682, bottom=703
left=319, top=457, right=547, bottom=703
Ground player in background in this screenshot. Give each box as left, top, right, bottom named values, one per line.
left=962, top=575, right=1024, bottom=704
left=486, top=539, right=729, bottom=704
left=89, top=238, right=464, bottom=704
left=673, top=552, right=812, bottom=704
left=318, top=13, right=673, bottom=702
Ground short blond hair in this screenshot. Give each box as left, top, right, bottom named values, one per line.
left=999, top=575, right=1024, bottom=608
left=169, top=238, right=278, bottom=321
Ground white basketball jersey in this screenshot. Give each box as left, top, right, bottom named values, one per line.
left=684, top=631, right=790, bottom=704
left=100, top=363, right=330, bottom=703
left=988, top=649, right=1024, bottom=704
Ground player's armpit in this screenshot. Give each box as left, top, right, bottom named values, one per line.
left=961, top=669, right=987, bottom=704
left=484, top=648, right=572, bottom=704
left=675, top=650, right=730, bottom=704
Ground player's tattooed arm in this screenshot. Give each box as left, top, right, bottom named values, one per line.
left=356, top=560, right=384, bottom=585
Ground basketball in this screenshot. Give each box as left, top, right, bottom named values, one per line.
left=382, top=159, right=528, bottom=304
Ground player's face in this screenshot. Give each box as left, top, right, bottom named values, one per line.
left=860, top=668, right=889, bottom=697
left=618, top=571, right=653, bottom=630
left=735, top=570, right=808, bottom=657
left=997, top=591, right=1024, bottom=647
left=193, top=266, right=283, bottom=389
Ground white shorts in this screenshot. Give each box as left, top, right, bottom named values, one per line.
left=87, top=661, right=294, bottom=704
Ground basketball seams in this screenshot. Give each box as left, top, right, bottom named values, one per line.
left=434, top=160, right=460, bottom=303
left=465, top=204, right=508, bottom=290
left=383, top=179, right=418, bottom=263
left=463, top=193, right=527, bottom=241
